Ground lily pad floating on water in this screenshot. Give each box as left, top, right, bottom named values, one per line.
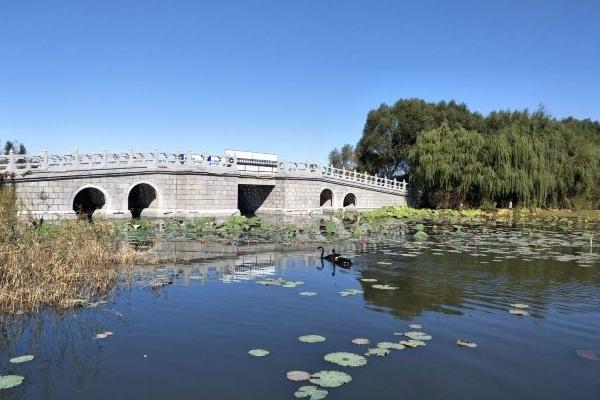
left=248, top=349, right=270, bottom=357
left=456, top=339, right=478, bottom=348
left=377, top=342, right=405, bottom=350
left=360, top=278, right=377, bottom=282
left=309, top=371, right=352, bottom=388
left=324, top=352, right=367, bottom=367
left=409, top=324, right=422, bottom=329
left=0, top=375, right=24, bottom=390
left=509, top=309, right=530, bottom=316
left=372, top=284, right=398, bottom=290
left=299, top=335, right=326, bottom=343
left=511, top=303, right=529, bottom=309
left=364, top=347, right=390, bottom=357
left=399, top=339, right=426, bottom=348
left=287, top=370, right=311, bottom=381
left=93, top=331, right=113, bottom=340
left=376, top=261, right=392, bottom=265
left=299, top=291, right=318, bottom=296
left=339, top=289, right=363, bottom=297
left=294, top=385, right=328, bottom=399
left=9, top=355, right=34, bottom=364
left=352, top=338, right=370, bottom=345
left=404, top=331, right=432, bottom=341
left=576, top=349, right=600, bottom=361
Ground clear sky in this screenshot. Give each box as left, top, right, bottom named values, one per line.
left=1, top=0, right=599, bottom=162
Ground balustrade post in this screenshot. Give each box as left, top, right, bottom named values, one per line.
left=402, top=179, right=406, bottom=191
left=42, top=149, right=49, bottom=170
left=393, top=177, right=397, bottom=190
left=7, top=149, right=15, bottom=173
left=153, top=148, right=159, bottom=167
left=128, top=149, right=134, bottom=166
left=103, top=149, right=108, bottom=168
left=186, top=149, right=192, bottom=167
left=74, top=148, right=80, bottom=168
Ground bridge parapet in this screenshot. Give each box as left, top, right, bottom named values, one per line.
left=1, top=148, right=409, bottom=194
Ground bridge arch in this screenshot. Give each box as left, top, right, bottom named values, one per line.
left=343, top=192, right=357, bottom=208
left=71, top=184, right=111, bottom=220
left=127, top=181, right=160, bottom=219
left=319, top=188, right=333, bottom=207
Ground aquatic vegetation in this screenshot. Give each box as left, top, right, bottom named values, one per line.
left=403, top=331, right=432, bottom=341
left=399, top=340, right=426, bottom=348
left=576, top=350, right=600, bottom=361
left=309, top=371, right=352, bottom=388
left=352, top=338, right=370, bottom=345
left=248, top=349, right=270, bottom=357
left=287, top=371, right=311, bottom=381
left=0, top=375, right=24, bottom=390
left=509, top=309, right=530, bottom=316
left=511, top=303, right=529, bottom=309
left=294, top=385, right=328, bottom=399
left=372, top=284, right=398, bottom=290
left=299, top=335, right=326, bottom=343
left=9, top=355, right=34, bottom=363
left=456, top=340, right=478, bottom=348
left=377, top=342, right=405, bottom=350
left=409, top=324, right=422, bottom=329
left=339, top=289, right=363, bottom=296
left=413, top=231, right=428, bottom=241
left=93, top=331, right=113, bottom=340
left=324, top=352, right=367, bottom=367
left=364, top=347, right=390, bottom=357
left=376, top=261, right=392, bottom=265
left=360, top=278, right=377, bottom=282
left=299, top=291, right=318, bottom=296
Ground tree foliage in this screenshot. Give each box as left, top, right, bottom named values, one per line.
left=333, top=98, right=600, bottom=209
left=328, top=144, right=357, bottom=170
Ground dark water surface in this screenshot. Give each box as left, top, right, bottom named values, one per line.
left=2, top=232, right=600, bottom=399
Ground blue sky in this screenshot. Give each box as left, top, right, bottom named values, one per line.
left=1, top=0, right=599, bottom=162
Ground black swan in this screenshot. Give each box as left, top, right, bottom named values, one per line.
left=317, top=246, right=337, bottom=262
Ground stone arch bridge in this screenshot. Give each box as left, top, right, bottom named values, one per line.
left=0, top=149, right=411, bottom=220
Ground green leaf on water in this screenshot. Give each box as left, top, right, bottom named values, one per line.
left=372, top=284, right=398, bottom=290
left=364, top=347, right=390, bottom=357
left=309, top=371, right=352, bottom=388
left=9, top=355, right=34, bottom=364
left=299, top=291, right=317, bottom=296
left=287, top=371, right=311, bottom=381
left=299, top=335, right=326, bottom=343
left=248, top=349, right=270, bottom=357
left=323, top=352, right=367, bottom=367
left=377, top=342, right=405, bottom=350
left=294, top=385, right=329, bottom=399
left=509, top=309, right=530, bottom=316
left=0, top=375, right=24, bottom=390
left=456, top=339, right=478, bottom=348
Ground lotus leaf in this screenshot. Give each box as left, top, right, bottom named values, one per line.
left=509, top=309, right=529, bottom=316
left=576, top=349, right=600, bottom=361
left=376, top=262, right=392, bottom=265
left=404, top=331, right=432, bottom=341
left=287, top=371, right=311, bottom=381
left=511, top=303, right=529, bottom=309
left=352, top=338, right=370, bottom=345
left=360, top=278, right=377, bottom=282
left=399, top=339, right=426, bottom=348
left=248, top=348, right=270, bottom=357
left=377, top=342, right=405, bottom=350
left=299, top=335, right=326, bottom=343
left=364, top=347, right=390, bottom=357
left=323, top=352, right=367, bottom=367
left=456, top=340, right=478, bottom=348
left=372, top=284, right=398, bottom=290
left=0, top=375, right=24, bottom=390
left=309, top=371, right=352, bottom=388
left=299, top=292, right=318, bottom=296
left=9, top=355, right=34, bottom=364
left=294, top=385, right=328, bottom=399
left=409, top=324, right=422, bottom=329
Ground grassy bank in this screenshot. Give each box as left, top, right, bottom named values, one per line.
left=0, top=186, right=150, bottom=314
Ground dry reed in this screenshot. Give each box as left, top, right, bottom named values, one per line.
left=0, top=184, right=151, bottom=313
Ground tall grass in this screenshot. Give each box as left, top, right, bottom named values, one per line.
left=0, top=185, right=149, bottom=313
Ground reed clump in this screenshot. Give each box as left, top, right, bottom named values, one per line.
left=0, top=185, right=149, bottom=314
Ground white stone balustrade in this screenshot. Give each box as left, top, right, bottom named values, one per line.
left=0, top=149, right=408, bottom=193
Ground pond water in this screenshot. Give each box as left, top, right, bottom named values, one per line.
left=2, top=227, right=600, bottom=399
